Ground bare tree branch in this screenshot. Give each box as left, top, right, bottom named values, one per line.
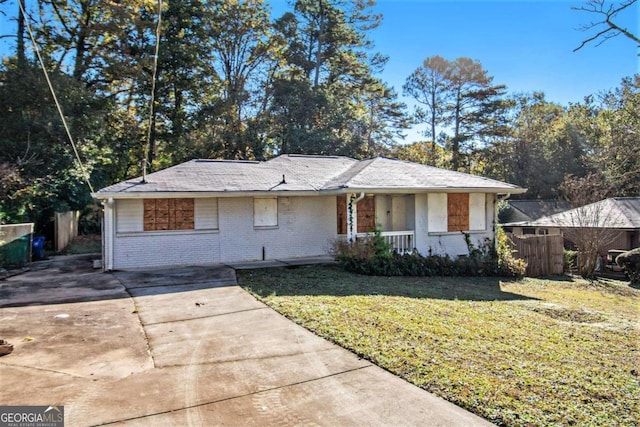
left=572, top=0, right=639, bottom=53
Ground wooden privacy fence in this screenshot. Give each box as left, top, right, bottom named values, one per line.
left=509, top=234, right=564, bottom=277
left=55, top=211, right=79, bottom=252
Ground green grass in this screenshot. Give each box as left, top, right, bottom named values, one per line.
left=238, top=265, right=640, bottom=427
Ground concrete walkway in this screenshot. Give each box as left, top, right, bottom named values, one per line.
left=0, top=255, right=491, bottom=426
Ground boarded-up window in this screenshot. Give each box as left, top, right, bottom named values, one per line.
left=144, top=199, right=194, bottom=231
left=254, top=198, right=278, bottom=227
left=337, top=195, right=347, bottom=234
left=447, top=193, right=469, bottom=232
left=357, top=196, right=376, bottom=233
left=336, top=195, right=376, bottom=234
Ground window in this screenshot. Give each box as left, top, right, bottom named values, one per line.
left=194, top=198, right=219, bottom=230
left=428, top=193, right=486, bottom=233
left=144, top=199, right=194, bottom=231
left=117, top=199, right=144, bottom=233
left=254, top=197, right=278, bottom=228
left=469, top=193, right=486, bottom=231
left=447, top=193, right=469, bottom=232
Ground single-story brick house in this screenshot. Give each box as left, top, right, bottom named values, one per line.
left=93, top=154, right=525, bottom=270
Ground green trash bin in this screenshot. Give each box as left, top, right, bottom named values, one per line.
left=1, top=236, right=30, bottom=267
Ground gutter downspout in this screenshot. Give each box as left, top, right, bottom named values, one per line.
left=347, top=192, right=366, bottom=243
left=103, top=198, right=115, bottom=271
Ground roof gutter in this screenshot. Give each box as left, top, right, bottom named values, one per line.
left=92, top=186, right=527, bottom=200
left=326, top=186, right=527, bottom=195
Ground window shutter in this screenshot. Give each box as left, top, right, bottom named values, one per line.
left=448, top=193, right=469, bottom=232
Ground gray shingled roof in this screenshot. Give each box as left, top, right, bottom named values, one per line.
left=94, top=154, right=524, bottom=197
left=322, top=157, right=524, bottom=191
left=504, top=200, right=572, bottom=223
left=526, top=198, right=640, bottom=229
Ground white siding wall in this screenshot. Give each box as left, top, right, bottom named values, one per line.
left=111, top=196, right=336, bottom=269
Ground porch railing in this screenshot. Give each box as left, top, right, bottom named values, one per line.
left=356, top=230, right=415, bottom=254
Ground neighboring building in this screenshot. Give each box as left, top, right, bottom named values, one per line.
left=501, top=199, right=571, bottom=236
left=93, top=154, right=525, bottom=270
left=502, top=199, right=571, bottom=223
left=508, top=197, right=640, bottom=252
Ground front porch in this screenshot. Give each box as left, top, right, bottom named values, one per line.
left=337, top=193, right=417, bottom=253
left=356, top=230, right=415, bottom=253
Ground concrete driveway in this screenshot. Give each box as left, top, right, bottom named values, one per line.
left=0, top=255, right=491, bottom=426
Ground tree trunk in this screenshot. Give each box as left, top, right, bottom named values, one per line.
left=17, top=0, right=26, bottom=68
left=452, top=88, right=462, bottom=170
left=430, top=86, right=436, bottom=156
left=313, top=1, right=325, bottom=88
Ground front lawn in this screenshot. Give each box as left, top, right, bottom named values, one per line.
left=238, top=265, right=639, bottom=426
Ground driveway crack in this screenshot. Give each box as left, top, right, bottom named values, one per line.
left=142, top=307, right=268, bottom=327
left=112, top=273, right=157, bottom=369
left=91, top=365, right=372, bottom=426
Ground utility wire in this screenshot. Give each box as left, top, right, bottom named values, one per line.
left=18, top=0, right=94, bottom=194
left=143, top=0, right=163, bottom=182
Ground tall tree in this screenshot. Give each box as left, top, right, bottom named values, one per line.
left=149, top=0, right=216, bottom=166
left=404, top=56, right=510, bottom=170
left=269, top=0, right=405, bottom=157
left=446, top=58, right=509, bottom=171
left=480, top=92, right=587, bottom=198
left=403, top=55, right=450, bottom=159
left=570, top=75, right=640, bottom=196
left=204, top=0, right=277, bottom=160
left=0, top=59, right=109, bottom=227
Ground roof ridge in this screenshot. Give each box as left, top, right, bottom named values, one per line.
left=194, top=159, right=259, bottom=164
left=326, top=157, right=377, bottom=189
left=285, top=153, right=345, bottom=159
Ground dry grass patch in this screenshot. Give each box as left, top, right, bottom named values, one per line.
left=238, top=265, right=640, bottom=427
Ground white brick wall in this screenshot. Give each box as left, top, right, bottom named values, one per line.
left=109, top=193, right=497, bottom=269
left=415, top=193, right=496, bottom=257
left=111, top=196, right=337, bottom=269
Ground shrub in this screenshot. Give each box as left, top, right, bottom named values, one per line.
left=495, top=227, right=527, bottom=277
left=564, top=249, right=577, bottom=273
left=333, top=228, right=526, bottom=278
left=616, top=248, right=640, bottom=285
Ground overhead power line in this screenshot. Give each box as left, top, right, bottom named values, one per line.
left=17, top=0, right=94, bottom=194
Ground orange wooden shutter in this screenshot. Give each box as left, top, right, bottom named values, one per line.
left=448, top=193, right=469, bottom=232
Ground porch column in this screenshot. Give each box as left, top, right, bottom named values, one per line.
left=103, top=198, right=115, bottom=271
left=346, top=192, right=365, bottom=243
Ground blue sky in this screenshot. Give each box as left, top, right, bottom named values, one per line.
left=272, top=0, right=639, bottom=141
left=371, top=1, right=637, bottom=100
left=1, top=0, right=638, bottom=142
